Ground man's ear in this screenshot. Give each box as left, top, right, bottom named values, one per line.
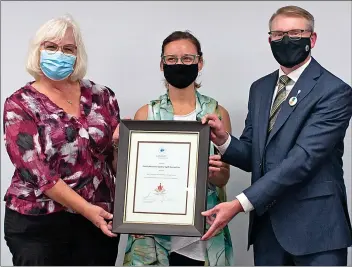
left=310, top=32, right=317, bottom=49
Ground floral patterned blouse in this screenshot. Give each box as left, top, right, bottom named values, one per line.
left=3, top=79, right=120, bottom=215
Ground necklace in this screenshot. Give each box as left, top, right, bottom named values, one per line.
left=67, top=100, right=73, bottom=105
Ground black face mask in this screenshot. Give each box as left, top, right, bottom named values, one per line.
left=163, top=64, right=198, bottom=89
left=270, top=36, right=311, bottom=68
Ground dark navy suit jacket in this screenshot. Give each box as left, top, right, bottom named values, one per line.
left=222, top=57, right=352, bottom=256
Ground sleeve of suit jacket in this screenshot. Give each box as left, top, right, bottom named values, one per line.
left=238, top=83, right=352, bottom=216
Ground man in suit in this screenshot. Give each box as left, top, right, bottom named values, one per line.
left=201, top=5, right=352, bottom=266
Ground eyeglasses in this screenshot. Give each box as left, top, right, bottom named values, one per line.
left=42, top=41, right=77, bottom=55
left=268, top=29, right=311, bottom=42
left=162, top=54, right=201, bottom=65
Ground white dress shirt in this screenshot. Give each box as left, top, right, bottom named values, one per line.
left=216, top=57, right=312, bottom=213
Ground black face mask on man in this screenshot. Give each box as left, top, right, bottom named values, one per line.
left=163, top=64, right=198, bottom=89
left=270, top=36, right=311, bottom=68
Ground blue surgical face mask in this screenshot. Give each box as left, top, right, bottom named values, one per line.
left=40, top=50, right=76, bottom=81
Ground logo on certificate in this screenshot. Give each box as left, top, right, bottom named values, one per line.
left=143, top=183, right=169, bottom=203
left=154, top=183, right=166, bottom=195
left=156, top=146, right=168, bottom=159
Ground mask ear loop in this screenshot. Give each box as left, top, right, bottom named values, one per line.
left=308, top=32, right=314, bottom=54
left=196, top=55, right=204, bottom=89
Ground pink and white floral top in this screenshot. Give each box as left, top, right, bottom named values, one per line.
left=3, top=79, right=120, bottom=215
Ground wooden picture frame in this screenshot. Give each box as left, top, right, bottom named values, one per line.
left=112, top=120, right=210, bottom=237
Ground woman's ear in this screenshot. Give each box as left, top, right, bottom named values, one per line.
left=160, top=60, right=164, bottom=71
left=198, top=57, right=204, bottom=72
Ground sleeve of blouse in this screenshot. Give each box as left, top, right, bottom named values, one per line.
left=106, top=87, right=121, bottom=126
left=3, top=98, right=61, bottom=192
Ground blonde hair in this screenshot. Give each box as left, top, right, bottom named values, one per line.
left=269, top=6, right=315, bottom=32
left=26, top=14, right=87, bottom=81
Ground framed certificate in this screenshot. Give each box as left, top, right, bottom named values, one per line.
left=112, top=120, right=210, bottom=237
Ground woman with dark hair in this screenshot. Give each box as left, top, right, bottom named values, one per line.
left=123, top=31, right=233, bottom=266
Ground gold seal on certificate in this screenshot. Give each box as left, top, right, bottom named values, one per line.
left=112, top=120, right=210, bottom=236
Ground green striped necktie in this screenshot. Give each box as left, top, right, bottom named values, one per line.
left=268, top=75, right=291, bottom=132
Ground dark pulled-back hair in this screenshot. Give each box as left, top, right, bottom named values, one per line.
left=161, top=30, right=203, bottom=89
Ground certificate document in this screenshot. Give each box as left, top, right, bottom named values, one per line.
left=133, top=141, right=191, bottom=214
left=113, top=120, right=210, bottom=236
left=124, top=132, right=199, bottom=225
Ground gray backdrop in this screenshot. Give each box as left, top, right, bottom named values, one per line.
left=1, top=1, right=351, bottom=266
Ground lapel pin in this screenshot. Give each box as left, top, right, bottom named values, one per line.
left=289, top=97, right=297, bottom=106
left=289, top=90, right=301, bottom=107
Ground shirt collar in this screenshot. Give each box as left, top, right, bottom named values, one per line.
left=278, top=57, right=312, bottom=83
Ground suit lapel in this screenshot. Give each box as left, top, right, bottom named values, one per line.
left=258, top=70, right=279, bottom=160
left=265, top=58, right=322, bottom=145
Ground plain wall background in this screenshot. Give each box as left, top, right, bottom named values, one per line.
left=1, top=1, right=351, bottom=266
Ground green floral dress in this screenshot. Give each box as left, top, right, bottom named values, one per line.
left=123, top=91, right=233, bottom=266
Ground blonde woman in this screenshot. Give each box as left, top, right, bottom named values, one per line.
left=3, top=15, right=120, bottom=266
